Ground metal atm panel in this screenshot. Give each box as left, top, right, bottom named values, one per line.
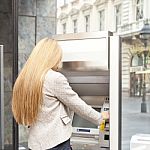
left=53, top=32, right=121, bottom=150
left=62, top=70, right=109, bottom=96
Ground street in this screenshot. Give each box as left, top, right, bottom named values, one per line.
left=122, top=95, right=150, bottom=150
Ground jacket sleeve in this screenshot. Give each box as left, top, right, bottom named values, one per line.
left=52, top=73, right=101, bottom=126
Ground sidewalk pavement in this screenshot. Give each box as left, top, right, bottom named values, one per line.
left=122, top=96, right=150, bottom=150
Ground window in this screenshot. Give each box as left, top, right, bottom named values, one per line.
left=85, top=15, right=90, bottom=32
left=73, top=19, right=77, bottom=33
left=115, top=4, right=121, bottom=30
left=57, top=0, right=68, bottom=7
left=62, top=23, right=66, bottom=34
left=99, top=10, right=105, bottom=31
left=136, top=0, right=144, bottom=21
left=63, top=0, right=67, bottom=5
left=131, top=54, right=143, bottom=67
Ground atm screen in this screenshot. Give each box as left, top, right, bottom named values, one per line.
left=72, top=107, right=101, bottom=129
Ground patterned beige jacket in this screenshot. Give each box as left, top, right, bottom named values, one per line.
left=28, top=69, right=101, bottom=150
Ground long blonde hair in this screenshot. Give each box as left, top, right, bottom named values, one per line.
left=12, top=38, right=62, bottom=125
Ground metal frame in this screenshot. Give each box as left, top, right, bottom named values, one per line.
left=53, top=31, right=113, bottom=41
left=12, top=0, right=18, bottom=149
left=110, top=36, right=122, bottom=150
left=0, top=45, right=4, bottom=149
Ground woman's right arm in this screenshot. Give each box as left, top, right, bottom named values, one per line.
left=52, top=73, right=102, bottom=126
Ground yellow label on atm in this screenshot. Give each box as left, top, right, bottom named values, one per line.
left=100, top=120, right=105, bottom=131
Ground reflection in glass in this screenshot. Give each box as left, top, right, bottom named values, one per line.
left=136, top=0, right=144, bottom=21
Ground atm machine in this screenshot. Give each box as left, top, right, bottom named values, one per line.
left=53, top=31, right=121, bottom=150
left=62, top=69, right=109, bottom=150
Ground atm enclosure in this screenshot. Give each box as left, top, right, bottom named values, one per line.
left=53, top=31, right=121, bottom=150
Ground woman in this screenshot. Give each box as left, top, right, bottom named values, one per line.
left=12, top=38, right=109, bottom=150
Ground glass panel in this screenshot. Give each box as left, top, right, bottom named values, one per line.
left=122, top=40, right=150, bottom=150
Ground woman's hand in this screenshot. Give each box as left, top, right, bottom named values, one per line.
left=101, top=111, right=109, bottom=120
left=99, top=111, right=109, bottom=131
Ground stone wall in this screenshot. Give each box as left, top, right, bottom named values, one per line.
left=18, top=0, right=56, bottom=71
left=0, top=0, right=13, bottom=145
left=0, top=0, right=57, bottom=147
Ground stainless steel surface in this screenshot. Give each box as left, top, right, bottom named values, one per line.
left=99, top=131, right=109, bottom=148
left=53, top=31, right=113, bottom=41
left=0, top=45, right=4, bottom=149
left=70, top=83, right=109, bottom=96
left=53, top=32, right=114, bottom=150
left=55, top=32, right=111, bottom=71
left=61, top=66, right=109, bottom=83
left=56, top=31, right=110, bottom=96
left=61, top=68, right=109, bottom=96
left=80, top=96, right=108, bottom=106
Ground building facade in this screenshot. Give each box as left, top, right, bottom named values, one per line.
left=57, top=0, right=150, bottom=96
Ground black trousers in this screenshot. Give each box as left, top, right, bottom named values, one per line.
left=29, top=139, right=72, bottom=150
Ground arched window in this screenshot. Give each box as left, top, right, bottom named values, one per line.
left=138, top=55, right=143, bottom=66
left=130, top=54, right=143, bottom=97
left=131, top=54, right=143, bottom=67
